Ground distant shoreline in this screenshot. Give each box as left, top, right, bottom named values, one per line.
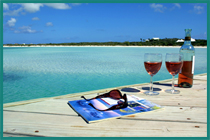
left=3, top=45, right=207, bottom=48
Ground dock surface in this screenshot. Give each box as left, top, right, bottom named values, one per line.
left=3, top=74, right=207, bottom=137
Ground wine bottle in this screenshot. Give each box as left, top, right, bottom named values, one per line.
left=178, top=29, right=195, bottom=88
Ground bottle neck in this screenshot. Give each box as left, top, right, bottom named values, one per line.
left=184, top=37, right=192, bottom=45
left=184, top=40, right=192, bottom=45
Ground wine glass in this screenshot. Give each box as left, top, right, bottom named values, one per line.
left=144, top=53, right=162, bottom=95
left=165, top=53, right=183, bottom=94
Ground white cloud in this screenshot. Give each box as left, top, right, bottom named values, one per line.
left=3, top=3, right=79, bottom=17
left=170, top=3, right=181, bottom=11
left=7, top=18, right=16, bottom=27
left=20, top=3, right=44, bottom=13
left=32, top=17, right=40, bottom=20
left=173, top=3, right=181, bottom=9
left=3, top=3, right=43, bottom=16
left=71, top=3, right=82, bottom=6
left=46, top=22, right=53, bottom=26
left=3, top=7, right=23, bottom=16
left=44, top=3, right=71, bottom=9
left=3, top=3, right=9, bottom=10
left=14, top=26, right=37, bottom=33
left=204, top=32, right=207, bottom=38
left=194, top=5, right=203, bottom=10
left=194, top=5, right=204, bottom=14
left=150, top=3, right=166, bottom=13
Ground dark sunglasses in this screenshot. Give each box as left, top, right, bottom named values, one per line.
left=81, top=89, right=128, bottom=111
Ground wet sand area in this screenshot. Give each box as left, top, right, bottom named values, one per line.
left=3, top=73, right=207, bottom=137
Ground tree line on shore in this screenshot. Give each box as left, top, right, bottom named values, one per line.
left=4, top=38, right=207, bottom=46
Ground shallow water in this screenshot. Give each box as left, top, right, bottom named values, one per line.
left=3, top=47, right=207, bottom=103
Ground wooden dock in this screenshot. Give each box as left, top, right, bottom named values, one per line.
left=3, top=73, right=207, bottom=137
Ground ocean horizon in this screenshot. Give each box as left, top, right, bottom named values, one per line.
left=3, top=47, right=207, bottom=103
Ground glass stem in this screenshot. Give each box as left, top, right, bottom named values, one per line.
left=150, top=76, right=153, bottom=92
left=172, top=75, right=175, bottom=92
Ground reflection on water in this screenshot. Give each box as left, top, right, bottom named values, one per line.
left=3, top=72, right=24, bottom=82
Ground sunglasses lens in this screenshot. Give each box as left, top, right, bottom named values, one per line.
left=109, top=90, right=122, bottom=99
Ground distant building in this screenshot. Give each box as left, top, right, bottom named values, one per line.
left=176, top=39, right=184, bottom=42
left=145, top=38, right=159, bottom=41
left=176, top=38, right=196, bottom=42
left=191, top=38, right=196, bottom=42
left=153, top=37, right=159, bottom=40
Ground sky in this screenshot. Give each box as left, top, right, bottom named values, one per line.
left=3, top=3, right=207, bottom=44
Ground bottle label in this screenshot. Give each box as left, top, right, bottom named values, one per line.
left=192, top=56, right=195, bottom=74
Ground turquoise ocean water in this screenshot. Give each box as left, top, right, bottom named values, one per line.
left=3, top=47, right=207, bottom=103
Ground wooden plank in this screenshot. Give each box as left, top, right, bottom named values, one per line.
left=3, top=111, right=207, bottom=137
left=3, top=74, right=207, bottom=137
left=123, top=106, right=207, bottom=123
left=4, top=101, right=206, bottom=124
left=3, top=99, right=78, bottom=116
left=3, top=132, right=45, bottom=137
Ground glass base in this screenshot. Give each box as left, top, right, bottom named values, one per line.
left=144, top=91, right=159, bottom=96
left=165, top=89, right=180, bottom=94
